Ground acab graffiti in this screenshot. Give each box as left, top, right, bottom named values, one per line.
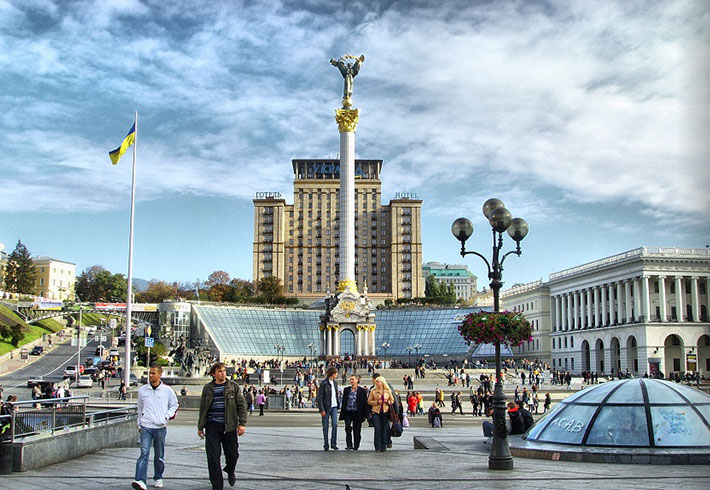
left=550, top=417, right=585, bottom=433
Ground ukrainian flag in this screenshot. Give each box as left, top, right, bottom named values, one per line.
left=108, top=123, right=136, bottom=165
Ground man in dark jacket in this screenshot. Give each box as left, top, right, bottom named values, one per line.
left=516, top=400, right=535, bottom=431
left=198, top=362, right=247, bottom=489
left=339, top=374, right=368, bottom=450
left=317, top=366, right=340, bottom=450
left=507, top=401, right=526, bottom=435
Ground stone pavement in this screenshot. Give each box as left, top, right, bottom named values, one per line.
left=2, top=423, right=709, bottom=490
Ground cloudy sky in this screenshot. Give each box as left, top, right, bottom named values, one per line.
left=1, top=0, right=708, bottom=289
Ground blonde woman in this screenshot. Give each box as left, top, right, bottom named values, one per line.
left=367, top=375, right=395, bottom=452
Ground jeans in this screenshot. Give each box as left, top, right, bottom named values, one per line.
left=343, top=410, right=362, bottom=449
left=135, top=426, right=166, bottom=483
left=321, top=406, right=338, bottom=448
left=482, top=420, right=494, bottom=437
left=372, top=411, right=390, bottom=451
left=205, top=422, right=239, bottom=490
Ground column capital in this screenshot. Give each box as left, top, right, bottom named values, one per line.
left=335, top=108, right=360, bottom=133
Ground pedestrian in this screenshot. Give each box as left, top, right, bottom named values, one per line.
left=197, top=362, right=247, bottom=490
left=339, top=374, right=368, bottom=450
left=543, top=393, right=551, bottom=413
left=131, top=364, right=179, bottom=490
left=367, top=375, right=394, bottom=452
left=317, top=366, right=340, bottom=451
left=256, top=390, right=266, bottom=416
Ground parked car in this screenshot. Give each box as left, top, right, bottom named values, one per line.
left=76, top=375, right=93, bottom=388
left=27, top=376, right=46, bottom=388
left=95, top=345, right=106, bottom=356
left=64, top=365, right=78, bottom=377
left=83, top=367, right=99, bottom=380
left=85, top=357, right=94, bottom=367
left=130, top=373, right=139, bottom=386
left=109, top=348, right=120, bottom=358
left=30, top=345, right=44, bottom=355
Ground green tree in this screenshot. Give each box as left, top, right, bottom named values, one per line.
left=425, top=275, right=440, bottom=298
left=206, top=270, right=230, bottom=287
left=229, top=278, right=254, bottom=302
left=255, top=276, right=283, bottom=302
left=3, top=239, right=36, bottom=294
left=74, top=265, right=127, bottom=302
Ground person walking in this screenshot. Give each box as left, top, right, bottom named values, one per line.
left=367, top=375, right=394, bottom=452
left=197, top=362, right=248, bottom=490
left=339, top=374, right=368, bottom=450
left=256, top=390, right=266, bottom=416
left=132, top=365, right=179, bottom=490
left=317, top=366, right=340, bottom=450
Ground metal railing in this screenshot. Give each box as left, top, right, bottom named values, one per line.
left=1, top=395, right=137, bottom=443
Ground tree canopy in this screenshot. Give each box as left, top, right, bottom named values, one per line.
left=3, top=239, right=36, bottom=294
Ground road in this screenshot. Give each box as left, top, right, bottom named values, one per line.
left=0, top=330, right=116, bottom=399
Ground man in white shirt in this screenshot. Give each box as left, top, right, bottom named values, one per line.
left=132, top=365, right=179, bottom=490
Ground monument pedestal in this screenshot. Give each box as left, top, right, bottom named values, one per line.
left=320, top=285, right=376, bottom=358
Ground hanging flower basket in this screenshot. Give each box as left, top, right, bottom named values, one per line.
left=458, top=310, right=533, bottom=347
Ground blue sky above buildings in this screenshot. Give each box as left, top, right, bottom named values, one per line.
left=1, top=0, right=708, bottom=287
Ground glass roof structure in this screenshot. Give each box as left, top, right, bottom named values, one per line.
left=524, top=379, right=710, bottom=448
left=193, top=305, right=485, bottom=357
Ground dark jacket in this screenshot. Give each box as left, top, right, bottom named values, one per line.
left=338, top=385, right=368, bottom=420
left=198, top=380, right=248, bottom=432
left=317, top=378, right=340, bottom=412
left=508, top=408, right=526, bottom=435
left=519, top=406, right=534, bottom=430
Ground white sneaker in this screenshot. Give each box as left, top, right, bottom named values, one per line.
left=154, top=480, right=164, bottom=488
left=132, top=481, right=147, bottom=490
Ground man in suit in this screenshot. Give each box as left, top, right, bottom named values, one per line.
left=339, top=374, right=368, bottom=450
left=316, top=366, right=340, bottom=450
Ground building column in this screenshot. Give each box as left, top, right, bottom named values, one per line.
left=574, top=291, right=581, bottom=329
left=585, top=289, right=592, bottom=328
left=616, top=282, right=624, bottom=324
left=632, top=277, right=641, bottom=321
left=321, top=328, right=326, bottom=357
left=555, top=295, right=562, bottom=332
left=691, top=277, right=700, bottom=322
left=675, top=276, right=684, bottom=321
left=594, top=286, right=601, bottom=327
left=326, top=327, right=332, bottom=356
left=356, top=327, right=361, bottom=356
left=659, top=276, right=667, bottom=321
left=363, top=327, right=369, bottom=356
left=578, top=290, right=585, bottom=329
left=335, top=328, right=340, bottom=357
left=624, top=280, right=632, bottom=323
left=608, top=283, right=615, bottom=325
left=601, top=284, right=608, bottom=327
left=642, top=276, right=651, bottom=321
left=563, top=293, right=570, bottom=331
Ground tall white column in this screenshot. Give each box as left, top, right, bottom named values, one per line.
left=571, top=292, right=578, bottom=329
left=594, top=287, right=601, bottom=327
left=675, top=276, right=684, bottom=321
left=555, top=295, right=562, bottom=332
left=321, top=329, right=326, bottom=356
left=334, top=328, right=340, bottom=356
left=633, top=278, right=641, bottom=321
left=586, top=289, right=593, bottom=328
left=659, top=276, right=667, bottom=321
left=326, top=327, right=332, bottom=356
left=363, top=327, right=369, bottom=356
left=335, top=109, right=359, bottom=293
left=691, top=277, right=700, bottom=322
left=577, top=290, right=584, bottom=329
left=601, top=285, right=608, bottom=327
left=357, top=328, right=362, bottom=356
left=624, top=280, right=632, bottom=323
left=616, top=282, right=624, bottom=324
left=609, top=283, right=615, bottom=325
left=566, top=293, right=573, bottom=331
left=642, top=276, right=651, bottom=321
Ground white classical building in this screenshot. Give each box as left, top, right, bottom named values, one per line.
left=500, top=247, right=710, bottom=378
left=501, top=279, right=551, bottom=362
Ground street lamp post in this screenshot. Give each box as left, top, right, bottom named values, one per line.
left=451, top=197, right=529, bottom=471
left=381, top=342, right=390, bottom=367
left=274, top=344, right=285, bottom=384
left=406, top=345, right=413, bottom=367
left=414, top=343, right=421, bottom=363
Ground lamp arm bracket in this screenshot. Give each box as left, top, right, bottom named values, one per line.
left=461, top=249, right=492, bottom=276
left=500, top=248, right=522, bottom=267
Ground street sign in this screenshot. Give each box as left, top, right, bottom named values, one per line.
left=109, top=319, right=117, bottom=329
left=100, top=336, right=107, bottom=342
left=146, top=326, right=152, bottom=337
left=145, top=337, right=155, bottom=348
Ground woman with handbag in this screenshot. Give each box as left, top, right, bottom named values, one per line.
left=367, top=376, right=395, bottom=452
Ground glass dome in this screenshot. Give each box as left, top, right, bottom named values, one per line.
left=524, top=379, right=710, bottom=448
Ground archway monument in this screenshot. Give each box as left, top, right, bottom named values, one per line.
left=319, top=54, right=377, bottom=359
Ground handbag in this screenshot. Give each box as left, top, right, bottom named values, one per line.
left=389, top=407, right=403, bottom=437
left=402, top=414, right=410, bottom=428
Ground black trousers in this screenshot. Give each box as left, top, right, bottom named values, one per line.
left=343, top=411, right=362, bottom=449
left=205, top=422, right=239, bottom=490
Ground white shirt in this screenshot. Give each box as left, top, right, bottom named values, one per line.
left=329, top=379, right=337, bottom=407
left=137, top=382, right=179, bottom=429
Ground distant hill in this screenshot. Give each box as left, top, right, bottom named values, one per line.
left=132, top=278, right=149, bottom=292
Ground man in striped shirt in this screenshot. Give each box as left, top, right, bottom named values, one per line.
left=198, top=362, right=247, bottom=490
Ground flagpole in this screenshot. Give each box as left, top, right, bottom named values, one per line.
left=124, top=110, right=137, bottom=391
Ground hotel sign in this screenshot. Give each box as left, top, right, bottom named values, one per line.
left=395, top=192, right=419, bottom=199
left=255, top=192, right=282, bottom=199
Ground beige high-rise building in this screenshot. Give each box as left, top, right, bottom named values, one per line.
left=253, top=159, right=423, bottom=303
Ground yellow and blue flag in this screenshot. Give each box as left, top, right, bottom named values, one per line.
left=108, top=123, right=136, bottom=165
